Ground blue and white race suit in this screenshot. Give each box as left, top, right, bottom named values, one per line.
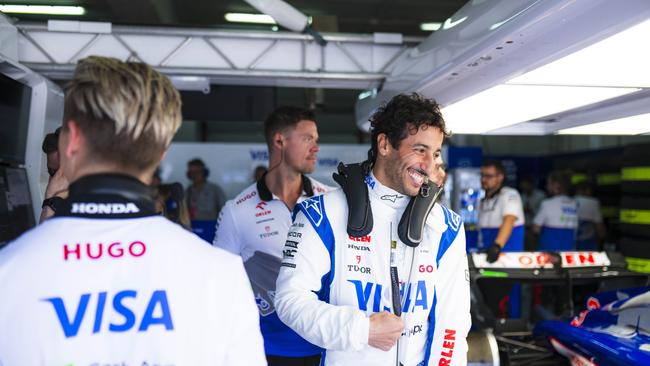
left=275, top=173, right=471, bottom=366
left=0, top=174, right=266, bottom=366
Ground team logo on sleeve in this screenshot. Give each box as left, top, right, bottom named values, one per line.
left=300, top=196, right=324, bottom=227
left=441, top=206, right=461, bottom=232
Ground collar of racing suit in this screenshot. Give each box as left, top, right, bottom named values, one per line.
left=54, top=173, right=157, bottom=218
left=367, top=172, right=448, bottom=233
left=366, top=171, right=410, bottom=210
left=256, top=172, right=314, bottom=201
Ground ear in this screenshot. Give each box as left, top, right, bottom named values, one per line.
left=62, top=120, right=84, bottom=160
left=273, top=132, right=284, bottom=150
left=376, top=133, right=391, bottom=157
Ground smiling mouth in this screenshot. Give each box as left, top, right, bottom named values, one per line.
left=407, top=168, right=428, bottom=186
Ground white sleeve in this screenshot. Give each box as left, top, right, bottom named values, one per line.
left=502, top=191, right=523, bottom=220
left=533, top=200, right=548, bottom=226
left=274, top=207, right=370, bottom=351
left=212, top=201, right=242, bottom=255
left=223, top=258, right=267, bottom=365
left=427, top=226, right=471, bottom=366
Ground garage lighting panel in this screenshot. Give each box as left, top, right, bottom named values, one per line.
left=420, top=22, right=442, bottom=31
left=557, top=113, right=650, bottom=135
left=510, top=19, right=650, bottom=88
left=442, top=84, right=638, bottom=134
left=224, top=13, right=276, bottom=25
left=0, top=5, right=85, bottom=15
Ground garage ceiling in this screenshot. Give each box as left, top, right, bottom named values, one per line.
left=1, top=0, right=468, bottom=36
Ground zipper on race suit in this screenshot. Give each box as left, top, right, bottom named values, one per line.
left=390, top=222, right=417, bottom=366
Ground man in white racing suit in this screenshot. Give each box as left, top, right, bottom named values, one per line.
left=275, top=93, right=471, bottom=365
left=214, top=106, right=333, bottom=366
left=0, top=56, right=266, bottom=365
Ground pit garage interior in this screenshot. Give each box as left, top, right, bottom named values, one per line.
left=1, top=0, right=650, bottom=365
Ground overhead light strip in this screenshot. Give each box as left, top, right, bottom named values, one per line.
left=510, top=18, right=650, bottom=88
left=420, top=22, right=442, bottom=32
left=556, top=113, right=650, bottom=135
left=224, top=12, right=276, bottom=25
left=0, top=5, right=85, bottom=15
left=442, top=84, right=639, bottom=134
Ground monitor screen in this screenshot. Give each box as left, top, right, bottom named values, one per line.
left=0, top=166, right=35, bottom=247
left=0, top=73, right=32, bottom=165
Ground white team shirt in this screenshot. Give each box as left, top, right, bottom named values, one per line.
left=478, top=186, right=525, bottom=229
left=275, top=173, right=471, bottom=365
left=213, top=176, right=332, bottom=261
left=533, top=195, right=578, bottom=250
left=533, top=195, right=579, bottom=229
left=213, top=175, right=334, bottom=357
left=0, top=196, right=265, bottom=365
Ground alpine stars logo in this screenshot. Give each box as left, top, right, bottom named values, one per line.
left=71, top=202, right=139, bottom=214
left=381, top=194, right=403, bottom=203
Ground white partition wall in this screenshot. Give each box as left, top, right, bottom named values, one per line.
left=161, top=142, right=369, bottom=199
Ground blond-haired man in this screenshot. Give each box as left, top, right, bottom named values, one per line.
left=0, top=56, right=266, bottom=365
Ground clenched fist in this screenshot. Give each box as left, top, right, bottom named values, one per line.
left=368, top=312, right=404, bottom=351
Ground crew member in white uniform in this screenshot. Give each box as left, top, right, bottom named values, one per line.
left=534, top=171, right=578, bottom=251
left=477, top=159, right=525, bottom=318
left=275, top=93, right=470, bottom=366
left=0, top=56, right=265, bottom=366
left=214, top=106, right=333, bottom=366
left=478, top=159, right=525, bottom=260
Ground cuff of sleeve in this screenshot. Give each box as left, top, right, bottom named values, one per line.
left=349, top=311, right=370, bottom=350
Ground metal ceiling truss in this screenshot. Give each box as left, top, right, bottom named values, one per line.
left=17, top=22, right=420, bottom=89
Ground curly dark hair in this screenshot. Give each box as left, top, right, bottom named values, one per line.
left=368, top=93, right=449, bottom=164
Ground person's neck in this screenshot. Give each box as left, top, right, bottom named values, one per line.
left=485, top=185, right=503, bottom=198
left=71, top=163, right=150, bottom=185
left=193, top=180, right=206, bottom=190
left=372, top=162, right=403, bottom=195
left=265, top=164, right=303, bottom=209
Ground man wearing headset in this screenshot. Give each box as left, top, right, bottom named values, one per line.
left=0, top=56, right=265, bottom=365
left=274, top=94, right=470, bottom=365
left=185, top=158, right=226, bottom=221
left=213, top=106, right=333, bottom=366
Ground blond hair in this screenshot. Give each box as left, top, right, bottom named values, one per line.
left=64, top=56, right=182, bottom=170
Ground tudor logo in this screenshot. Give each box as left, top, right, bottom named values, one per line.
left=256, top=201, right=268, bottom=210
left=71, top=202, right=139, bottom=215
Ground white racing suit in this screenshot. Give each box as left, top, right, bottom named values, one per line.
left=275, top=173, right=471, bottom=366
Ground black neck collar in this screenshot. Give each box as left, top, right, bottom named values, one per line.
left=55, top=173, right=157, bottom=218
left=256, top=172, right=314, bottom=201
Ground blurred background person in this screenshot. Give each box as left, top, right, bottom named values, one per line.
left=40, top=127, right=68, bottom=222
left=186, top=158, right=226, bottom=221
left=574, top=181, right=606, bottom=250
left=519, top=175, right=546, bottom=250
left=533, top=170, right=578, bottom=251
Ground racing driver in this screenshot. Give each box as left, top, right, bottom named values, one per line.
left=275, top=93, right=471, bottom=365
